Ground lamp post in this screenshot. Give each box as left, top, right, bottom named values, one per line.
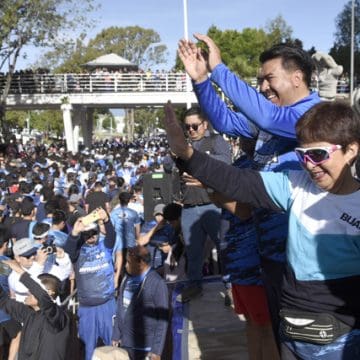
left=350, top=0, right=355, bottom=106
left=183, top=0, right=192, bottom=109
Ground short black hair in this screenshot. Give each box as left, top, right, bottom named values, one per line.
left=119, top=191, right=132, bottom=205
left=183, top=106, right=208, bottom=123
left=32, top=222, right=50, bottom=237
left=259, top=44, right=314, bottom=88
left=52, top=210, right=67, bottom=225
left=163, top=203, right=182, bottom=221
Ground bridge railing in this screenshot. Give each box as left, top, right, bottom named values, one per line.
left=0, top=72, right=189, bottom=95
left=0, top=72, right=350, bottom=96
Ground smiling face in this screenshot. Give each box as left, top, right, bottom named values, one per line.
left=300, top=141, right=359, bottom=194
left=258, top=57, right=301, bottom=106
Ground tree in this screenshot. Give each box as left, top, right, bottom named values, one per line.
left=174, top=16, right=297, bottom=78
left=330, top=0, right=360, bottom=81
left=133, top=108, right=162, bottom=137
left=265, top=15, right=293, bottom=46
left=47, top=26, right=168, bottom=73
left=0, top=0, right=97, bottom=139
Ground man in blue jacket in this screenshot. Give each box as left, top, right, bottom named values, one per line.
left=112, top=245, right=169, bottom=360
left=65, top=208, right=116, bottom=360
left=178, top=34, right=321, bottom=351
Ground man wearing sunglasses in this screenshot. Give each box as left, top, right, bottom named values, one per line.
left=65, top=207, right=116, bottom=360
left=178, top=35, right=321, bottom=357
left=175, top=107, right=231, bottom=303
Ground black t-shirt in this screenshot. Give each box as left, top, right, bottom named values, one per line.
left=10, top=219, right=32, bottom=240
left=85, top=191, right=109, bottom=213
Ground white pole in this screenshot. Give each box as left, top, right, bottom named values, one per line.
left=183, top=0, right=192, bottom=109
left=183, top=0, right=189, bottom=40
left=350, top=0, right=355, bottom=106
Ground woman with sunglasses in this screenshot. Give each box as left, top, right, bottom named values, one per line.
left=164, top=101, right=360, bottom=359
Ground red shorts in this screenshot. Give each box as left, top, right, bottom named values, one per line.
left=232, top=284, right=271, bottom=326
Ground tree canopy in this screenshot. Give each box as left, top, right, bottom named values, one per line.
left=41, top=26, right=168, bottom=73
left=0, top=0, right=97, bottom=137
left=330, top=0, right=360, bottom=80
left=174, top=15, right=307, bottom=79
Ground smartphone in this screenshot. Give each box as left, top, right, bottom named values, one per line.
left=82, top=210, right=101, bottom=226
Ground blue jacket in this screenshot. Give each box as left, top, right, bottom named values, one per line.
left=193, top=63, right=321, bottom=262
left=65, top=221, right=116, bottom=306
left=112, top=269, right=169, bottom=356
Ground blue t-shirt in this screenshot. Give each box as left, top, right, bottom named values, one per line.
left=110, top=206, right=141, bottom=251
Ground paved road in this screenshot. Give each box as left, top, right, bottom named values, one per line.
left=181, top=280, right=249, bottom=360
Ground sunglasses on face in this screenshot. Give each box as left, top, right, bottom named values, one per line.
left=185, top=123, right=203, bottom=131
left=294, top=145, right=342, bottom=165
left=22, top=253, right=36, bottom=259
left=83, top=230, right=99, bottom=240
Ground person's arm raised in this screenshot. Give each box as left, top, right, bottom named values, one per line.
left=193, top=33, right=222, bottom=71
left=163, top=102, right=193, bottom=160
left=178, top=38, right=208, bottom=83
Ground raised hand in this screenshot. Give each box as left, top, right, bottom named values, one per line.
left=193, top=33, right=222, bottom=71
left=163, top=101, right=193, bottom=160
left=178, top=39, right=208, bottom=83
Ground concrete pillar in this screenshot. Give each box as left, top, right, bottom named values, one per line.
left=73, top=106, right=86, bottom=153
left=61, top=103, right=74, bottom=153
left=82, top=108, right=94, bottom=149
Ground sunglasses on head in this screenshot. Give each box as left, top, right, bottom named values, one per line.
left=185, top=123, right=202, bottom=131
left=295, top=145, right=342, bottom=165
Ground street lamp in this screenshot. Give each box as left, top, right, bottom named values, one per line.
left=350, top=0, right=355, bottom=106
left=183, top=0, right=192, bottom=109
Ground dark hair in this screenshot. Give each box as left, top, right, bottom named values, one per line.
left=183, top=106, right=208, bottom=123
left=259, top=44, right=314, bottom=88
left=0, top=225, right=10, bottom=247
left=119, top=191, right=132, bottom=206
left=163, top=203, right=182, bottom=221
left=32, top=222, right=50, bottom=237
left=52, top=210, right=67, bottom=225
left=44, top=199, right=59, bottom=216
left=38, top=273, right=61, bottom=300
left=296, top=101, right=360, bottom=151
left=40, top=186, right=54, bottom=201
left=128, top=245, right=151, bottom=265
left=94, top=181, right=103, bottom=188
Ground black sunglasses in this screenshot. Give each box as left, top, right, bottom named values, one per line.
left=83, top=230, right=99, bottom=240
left=185, top=123, right=203, bottom=131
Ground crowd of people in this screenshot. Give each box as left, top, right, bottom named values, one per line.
left=0, top=32, right=357, bottom=360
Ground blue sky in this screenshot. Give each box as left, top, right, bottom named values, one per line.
left=18, top=0, right=348, bottom=70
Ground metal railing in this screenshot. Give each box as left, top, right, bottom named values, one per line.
left=0, top=72, right=351, bottom=96
left=0, top=72, right=189, bottom=95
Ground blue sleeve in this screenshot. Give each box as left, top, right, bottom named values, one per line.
left=193, top=78, right=257, bottom=138
left=259, top=171, right=292, bottom=211
left=210, top=63, right=320, bottom=138
left=64, top=234, right=83, bottom=263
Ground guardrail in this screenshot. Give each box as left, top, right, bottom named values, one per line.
left=0, top=72, right=351, bottom=95
left=0, top=72, right=188, bottom=94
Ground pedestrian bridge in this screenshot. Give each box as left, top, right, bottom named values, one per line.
left=3, top=72, right=197, bottom=110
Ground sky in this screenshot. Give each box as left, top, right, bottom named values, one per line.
left=17, top=0, right=348, bottom=70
